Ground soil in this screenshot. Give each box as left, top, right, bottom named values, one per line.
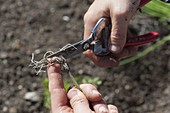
left=0, top=0, right=170, bottom=113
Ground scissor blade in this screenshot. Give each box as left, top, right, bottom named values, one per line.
left=47, top=40, right=85, bottom=59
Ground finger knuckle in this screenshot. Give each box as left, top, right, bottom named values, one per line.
left=70, top=96, right=86, bottom=107
left=115, top=9, right=129, bottom=16
left=110, top=35, right=126, bottom=49
left=84, top=12, right=94, bottom=24
left=110, top=33, right=125, bottom=41
left=55, top=106, right=72, bottom=113
left=113, top=4, right=132, bottom=16
left=83, top=12, right=89, bottom=23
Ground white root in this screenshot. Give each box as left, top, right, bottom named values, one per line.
left=30, top=43, right=78, bottom=75
left=29, top=51, right=70, bottom=75
left=29, top=49, right=80, bottom=90
left=29, top=51, right=54, bottom=75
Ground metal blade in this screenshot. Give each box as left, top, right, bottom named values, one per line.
left=47, top=40, right=86, bottom=59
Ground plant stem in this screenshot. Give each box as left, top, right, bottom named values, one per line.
left=68, top=71, right=81, bottom=91
left=120, top=35, right=170, bottom=65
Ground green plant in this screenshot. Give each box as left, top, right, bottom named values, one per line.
left=42, top=1, right=170, bottom=109
left=42, top=78, right=51, bottom=109
left=142, top=0, right=170, bottom=29
left=42, top=75, right=102, bottom=109
left=142, top=0, right=170, bottom=22
left=120, top=34, right=170, bottom=65
left=75, top=76, right=102, bottom=85
left=121, top=0, right=170, bottom=65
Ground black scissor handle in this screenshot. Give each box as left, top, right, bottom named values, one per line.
left=92, top=17, right=159, bottom=56
left=92, top=18, right=111, bottom=56
left=161, top=0, right=170, bottom=3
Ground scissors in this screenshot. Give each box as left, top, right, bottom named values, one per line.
left=47, top=18, right=159, bottom=59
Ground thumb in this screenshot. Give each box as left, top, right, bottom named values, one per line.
left=109, top=16, right=128, bottom=53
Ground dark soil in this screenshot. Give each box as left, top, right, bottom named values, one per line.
left=0, top=0, right=170, bottom=113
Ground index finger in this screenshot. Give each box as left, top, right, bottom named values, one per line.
left=48, top=63, right=71, bottom=113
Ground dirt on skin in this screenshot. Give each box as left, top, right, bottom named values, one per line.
left=0, top=0, right=170, bottom=113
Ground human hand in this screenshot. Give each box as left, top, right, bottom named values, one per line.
left=47, top=63, right=118, bottom=113
left=84, top=0, right=141, bottom=67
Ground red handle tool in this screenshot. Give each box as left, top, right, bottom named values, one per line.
left=93, top=0, right=159, bottom=56
left=125, top=32, right=159, bottom=47
left=125, top=0, right=159, bottom=47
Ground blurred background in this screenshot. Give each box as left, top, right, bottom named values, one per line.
left=0, top=0, right=170, bottom=113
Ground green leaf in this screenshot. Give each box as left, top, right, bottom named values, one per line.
left=120, top=35, right=170, bottom=65
left=143, top=0, right=170, bottom=21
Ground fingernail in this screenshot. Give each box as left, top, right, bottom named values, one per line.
left=99, top=106, right=108, bottom=113
left=69, top=90, right=77, bottom=98
left=92, top=90, right=101, bottom=95
left=110, top=45, right=120, bottom=52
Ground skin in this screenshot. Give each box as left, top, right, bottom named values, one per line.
left=84, top=0, right=140, bottom=67
left=47, top=1, right=142, bottom=112
left=48, top=63, right=119, bottom=113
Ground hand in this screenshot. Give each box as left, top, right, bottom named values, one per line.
left=47, top=63, right=118, bottom=113
left=84, top=0, right=140, bottom=67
